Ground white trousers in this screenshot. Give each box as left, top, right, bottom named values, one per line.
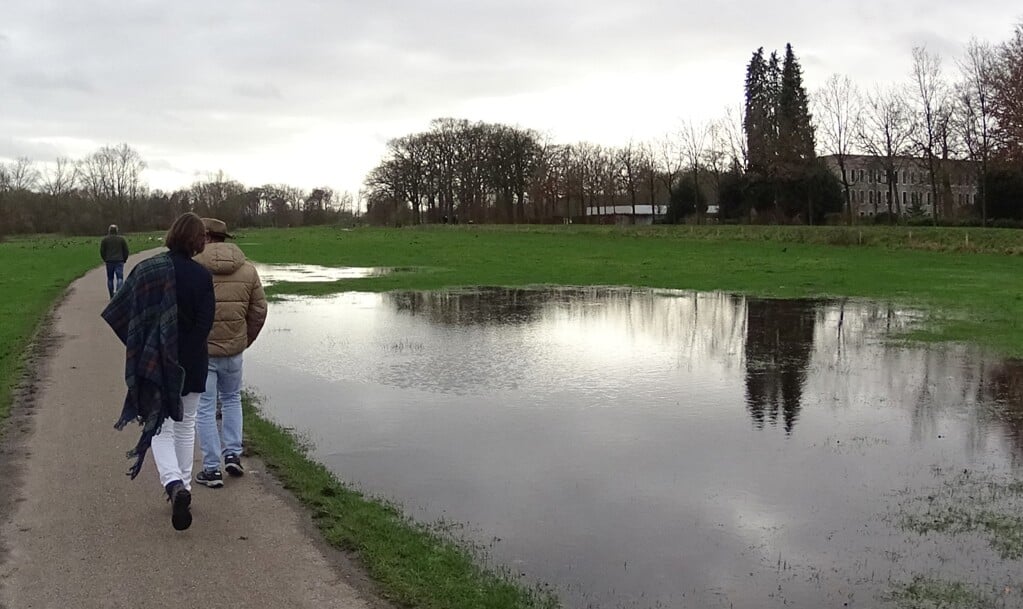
left=150, top=392, right=199, bottom=491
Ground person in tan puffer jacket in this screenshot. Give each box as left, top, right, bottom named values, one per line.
left=191, top=218, right=267, bottom=487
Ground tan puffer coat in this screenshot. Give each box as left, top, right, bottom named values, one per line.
left=194, top=242, right=267, bottom=357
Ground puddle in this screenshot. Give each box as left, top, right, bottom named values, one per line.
left=251, top=262, right=393, bottom=286
left=246, top=287, right=1023, bottom=608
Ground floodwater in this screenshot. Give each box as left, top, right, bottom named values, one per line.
left=245, top=283, right=1023, bottom=609
left=250, top=262, right=392, bottom=284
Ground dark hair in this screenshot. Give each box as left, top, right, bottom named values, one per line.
left=164, top=212, right=207, bottom=256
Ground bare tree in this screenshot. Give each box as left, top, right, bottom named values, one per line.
left=680, top=119, right=710, bottom=223
left=1, top=157, right=41, bottom=191
left=956, top=37, right=997, bottom=223
left=616, top=141, right=642, bottom=218
left=190, top=170, right=246, bottom=224
left=720, top=105, right=749, bottom=171
left=40, top=157, right=78, bottom=197
left=656, top=134, right=684, bottom=204
left=910, top=46, right=948, bottom=222
left=77, top=143, right=148, bottom=229
left=814, top=74, right=862, bottom=224
left=989, top=22, right=1023, bottom=165
left=860, top=85, right=913, bottom=218
left=704, top=121, right=731, bottom=210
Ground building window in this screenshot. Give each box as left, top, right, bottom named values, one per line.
left=869, top=191, right=874, bottom=204
left=927, top=193, right=931, bottom=205
left=860, top=169, right=865, bottom=182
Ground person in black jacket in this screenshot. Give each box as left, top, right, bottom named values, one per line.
left=102, top=213, right=214, bottom=531
left=99, top=224, right=130, bottom=298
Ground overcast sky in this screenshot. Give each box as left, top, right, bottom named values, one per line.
left=1, top=1, right=1019, bottom=196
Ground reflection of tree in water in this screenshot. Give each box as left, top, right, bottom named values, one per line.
left=388, top=287, right=635, bottom=326
left=744, top=299, right=818, bottom=433
left=980, top=359, right=1023, bottom=461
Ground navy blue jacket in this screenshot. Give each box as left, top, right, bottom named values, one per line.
left=168, top=249, right=215, bottom=394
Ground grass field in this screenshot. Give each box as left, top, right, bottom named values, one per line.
left=4, top=224, right=1023, bottom=609
left=0, top=234, right=152, bottom=421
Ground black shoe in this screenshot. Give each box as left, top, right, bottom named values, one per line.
left=224, top=454, right=244, bottom=477
left=195, top=469, right=224, bottom=488
left=165, top=480, right=192, bottom=531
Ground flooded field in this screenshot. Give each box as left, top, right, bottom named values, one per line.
left=246, top=282, right=1023, bottom=608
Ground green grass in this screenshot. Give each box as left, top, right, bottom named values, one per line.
left=0, top=233, right=152, bottom=421
left=243, top=394, right=556, bottom=609
left=242, top=224, right=1023, bottom=356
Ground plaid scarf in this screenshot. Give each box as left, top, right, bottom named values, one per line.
left=101, top=252, right=184, bottom=479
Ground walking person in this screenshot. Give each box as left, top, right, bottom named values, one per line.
left=193, top=218, right=267, bottom=488
left=101, top=212, right=215, bottom=531
left=100, top=224, right=130, bottom=298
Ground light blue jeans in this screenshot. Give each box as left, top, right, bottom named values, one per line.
left=196, top=353, right=244, bottom=473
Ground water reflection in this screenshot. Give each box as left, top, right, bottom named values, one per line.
left=744, top=299, right=816, bottom=433
left=247, top=288, right=1023, bottom=609
left=251, top=262, right=391, bottom=285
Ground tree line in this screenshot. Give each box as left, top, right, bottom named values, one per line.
left=2, top=23, right=1021, bottom=235
left=0, top=144, right=358, bottom=237
left=363, top=23, right=1023, bottom=226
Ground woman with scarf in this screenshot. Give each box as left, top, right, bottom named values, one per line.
left=102, top=212, right=215, bottom=531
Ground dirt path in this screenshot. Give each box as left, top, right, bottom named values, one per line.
left=0, top=252, right=387, bottom=609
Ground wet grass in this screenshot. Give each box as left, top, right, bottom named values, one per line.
left=0, top=233, right=153, bottom=423
left=889, top=576, right=995, bottom=609
left=240, top=225, right=1023, bottom=357
left=242, top=393, right=557, bottom=609
left=898, top=471, right=1023, bottom=561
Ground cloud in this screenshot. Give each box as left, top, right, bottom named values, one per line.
left=232, top=82, right=284, bottom=100
left=10, top=71, right=94, bottom=93
left=0, top=137, right=64, bottom=161
left=1, top=0, right=1021, bottom=195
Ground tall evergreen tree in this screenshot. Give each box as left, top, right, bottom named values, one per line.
left=744, top=43, right=819, bottom=221
left=777, top=44, right=816, bottom=170
left=744, top=48, right=771, bottom=176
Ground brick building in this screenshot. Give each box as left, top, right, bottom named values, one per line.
left=820, top=154, right=979, bottom=218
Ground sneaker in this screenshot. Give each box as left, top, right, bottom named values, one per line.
left=195, top=469, right=224, bottom=488
left=224, top=454, right=244, bottom=477
left=165, top=480, right=192, bottom=531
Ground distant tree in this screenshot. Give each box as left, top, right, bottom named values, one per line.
left=656, top=133, right=684, bottom=204
left=77, top=143, right=147, bottom=230
left=720, top=105, right=749, bottom=171
left=989, top=22, right=1023, bottom=166
left=776, top=44, right=818, bottom=222
left=190, top=171, right=246, bottom=226
left=955, top=37, right=996, bottom=223
left=4, top=157, right=40, bottom=191
left=910, top=46, right=948, bottom=223
left=984, top=167, right=1023, bottom=219
left=667, top=174, right=706, bottom=223
left=860, top=86, right=914, bottom=219
left=814, top=74, right=862, bottom=223
left=616, top=141, right=643, bottom=219
left=744, top=48, right=777, bottom=183
left=717, top=168, right=751, bottom=221
left=680, top=119, right=710, bottom=224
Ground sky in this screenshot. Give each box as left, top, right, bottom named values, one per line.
left=1, top=1, right=1020, bottom=198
